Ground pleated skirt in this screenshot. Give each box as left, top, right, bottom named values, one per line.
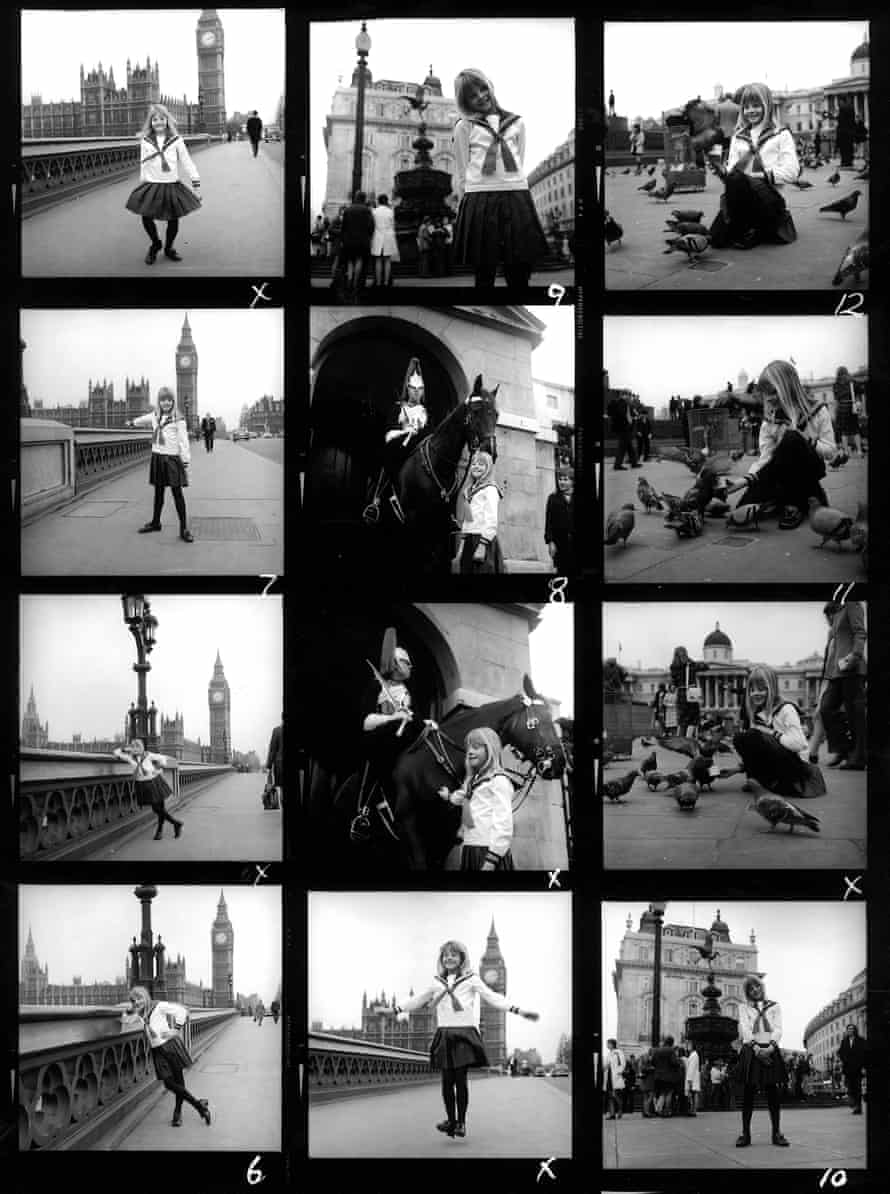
left=430, top=1025, right=489, bottom=1071
left=149, top=453, right=189, bottom=489
left=453, top=189, right=549, bottom=267
left=126, top=180, right=202, bottom=220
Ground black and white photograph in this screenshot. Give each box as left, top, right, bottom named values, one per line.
left=603, top=316, right=867, bottom=584
left=19, top=594, right=283, bottom=862
left=602, top=599, right=867, bottom=869
left=309, top=18, right=574, bottom=295
left=603, top=22, right=870, bottom=290
left=18, top=884, right=282, bottom=1151
left=21, top=8, right=284, bottom=277
left=21, top=308, right=284, bottom=576
left=305, top=304, right=575, bottom=575
left=309, top=891, right=571, bottom=1157
left=300, top=602, right=572, bottom=873
left=601, top=901, right=866, bottom=1170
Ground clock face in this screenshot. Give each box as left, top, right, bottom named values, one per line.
left=179, top=354, right=192, bottom=368
left=484, top=968, right=500, bottom=984
left=211, top=691, right=224, bottom=704
left=200, top=30, right=217, bottom=47
left=215, top=931, right=228, bottom=945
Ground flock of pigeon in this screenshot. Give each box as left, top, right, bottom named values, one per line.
left=604, top=456, right=867, bottom=568
left=602, top=737, right=822, bottom=834
left=603, top=159, right=869, bottom=285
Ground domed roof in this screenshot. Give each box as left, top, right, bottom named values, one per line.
left=851, top=39, right=869, bottom=61
left=710, top=909, right=729, bottom=935
left=704, top=621, right=731, bottom=648
left=423, top=64, right=442, bottom=94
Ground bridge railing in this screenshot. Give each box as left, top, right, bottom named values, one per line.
left=19, top=750, right=234, bottom=860
left=21, top=134, right=217, bottom=215
left=310, top=1031, right=465, bottom=1101
left=19, top=1005, right=238, bottom=1150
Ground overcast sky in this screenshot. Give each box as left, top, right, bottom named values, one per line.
left=603, top=601, right=866, bottom=672
left=310, top=892, right=571, bottom=1063
left=21, top=9, right=285, bottom=125
left=21, top=884, right=282, bottom=1004
left=602, top=901, right=866, bottom=1051
left=21, top=309, right=283, bottom=429
left=605, top=21, right=869, bottom=124
left=529, top=603, right=573, bottom=718
left=528, top=305, right=575, bottom=389
left=21, top=595, right=282, bottom=757
left=309, top=18, right=575, bottom=216
left=604, top=317, right=867, bottom=411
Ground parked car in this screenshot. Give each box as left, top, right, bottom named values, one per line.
left=534, top=1066, right=547, bottom=1077
left=232, top=428, right=249, bottom=441
left=551, top=1064, right=570, bottom=1077
left=262, top=430, right=273, bottom=438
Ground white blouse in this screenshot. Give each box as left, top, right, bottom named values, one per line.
left=738, top=999, right=783, bottom=1046
left=751, top=704, right=808, bottom=760
left=727, top=127, right=799, bottom=187
left=113, top=748, right=176, bottom=782
left=461, top=485, right=500, bottom=541
left=146, top=1001, right=188, bottom=1048
left=453, top=114, right=529, bottom=199
left=449, top=773, right=514, bottom=856
left=398, top=971, right=513, bottom=1027
left=140, top=135, right=201, bottom=186
left=132, top=411, right=192, bottom=462
left=747, top=406, right=836, bottom=477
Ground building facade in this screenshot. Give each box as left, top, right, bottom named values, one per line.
left=322, top=68, right=460, bottom=217
left=527, top=129, right=575, bottom=234
left=196, top=9, right=227, bottom=136
left=21, top=688, right=48, bottom=748
left=612, top=910, right=760, bottom=1054
left=803, top=968, right=867, bottom=1076
left=208, top=651, right=232, bottom=764
left=244, top=394, right=285, bottom=436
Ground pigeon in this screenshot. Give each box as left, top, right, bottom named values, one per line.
left=647, top=164, right=657, bottom=176
left=688, top=754, right=716, bottom=791
left=637, top=476, right=664, bottom=512
left=652, top=180, right=676, bottom=201
left=621, top=167, right=632, bottom=174
left=604, top=212, right=624, bottom=247
left=674, top=783, right=699, bottom=811
left=748, top=794, right=821, bottom=833
left=832, top=229, right=869, bottom=286
left=664, top=233, right=710, bottom=260
left=726, top=504, right=760, bottom=531
left=604, top=502, right=635, bottom=546
left=665, top=769, right=690, bottom=787
left=791, top=178, right=814, bottom=190
left=603, top=770, right=639, bottom=802
left=819, top=191, right=862, bottom=219
left=807, top=497, right=853, bottom=548
left=671, top=209, right=704, bottom=223
left=850, top=501, right=868, bottom=555
left=827, top=171, right=841, bottom=186
left=640, top=750, right=658, bottom=776
left=638, top=178, right=657, bottom=192
left=665, top=220, right=710, bottom=236
left=656, top=736, right=698, bottom=760
left=729, top=448, right=745, bottom=461
left=644, top=770, right=666, bottom=791
left=705, top=498, right=730, bottom=518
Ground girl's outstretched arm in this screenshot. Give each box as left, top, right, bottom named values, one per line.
left=390, top=985, right=437, bottom=1014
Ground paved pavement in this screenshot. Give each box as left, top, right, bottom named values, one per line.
left=310, top=1073, right=571, bottom=1158
left=604, top=453, right=867, bottom=584
left=604, top=737, right=866, bottom=869
left=603, top=1105, right=866, bottom=1169
left=86, top=771, right=282, bottom=862
left=22, top=437, right=283, bottom=576
left=23, top=142, right=284, bottom=277
left=105, top=1017, right=281, bottom=1151
left=604, top=162, right=868, bottom=291
left=311, top=267, right=574, bottom=290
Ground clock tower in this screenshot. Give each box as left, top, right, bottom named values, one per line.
left=211, top=890, right=234, bottom=1007
left=478, top=919, right=508, bottom=1067
left=196, top=10, right=226, bottom=136
left=208, top=650, right=232, bottom=763
left=175, top=313, right=198, bottom=436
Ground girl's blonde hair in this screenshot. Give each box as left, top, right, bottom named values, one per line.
left=436, top=939, right=471, bottom=978
left=734, top=83, right=778, bottom=137
left=155, top=387, right=181, bottom=418
left=744, top=663, right=780, bottom=725
left=464, top=726, right=504, bottom=781
left=757, top=359, right=822, bottom=429
left=141, top=103, right=179, bottom=140
left=454, top=68, right=501, bottom=118
left=128, top=985, right=151, bottom=1012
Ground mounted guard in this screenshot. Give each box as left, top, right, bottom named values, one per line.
left=364, top=357, right=431, bottom=524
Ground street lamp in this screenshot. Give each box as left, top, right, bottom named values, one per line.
left=121, top=595, right=159, bottom=749
left=350, top=21, right=372, bottom=203
left=649, top=901, right=667, bottom=1048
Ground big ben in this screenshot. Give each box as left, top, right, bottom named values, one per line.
left=196, top=10, right=226, bottom=136
left=208, top=650, right=232, bottom=764
left=175, top=313, right=198, bottom=436
left=211, top=891, right=234, bottom=1007
left=478, top=919, right=508, bottom=1067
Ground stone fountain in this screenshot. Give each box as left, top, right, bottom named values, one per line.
left=393, top=72, right=454, bottom=267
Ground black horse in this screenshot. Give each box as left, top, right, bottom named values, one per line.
left=384, top=373, right=499, bottom=573
left=322, top=675, right=565, bottom=872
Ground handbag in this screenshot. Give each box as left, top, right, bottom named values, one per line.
left=685, top=664, right=703, bottom=705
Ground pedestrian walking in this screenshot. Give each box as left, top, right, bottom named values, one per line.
left=629, top=122, right=645, bottom=174
left=437, top=727, right=515, bottom=870
left=604, top=1039, right=626, bottom=1119
left=685, top=1044, right=701, bottom=1115
left=819, top=593, right=867, bottom=770
left=113, top=740, right=184, bottom=841
left=651, top=1036, right=679, bottom=1117
left=607, top=391, right=639, bottom=470
left=270, top=999, right=281, bottom=1025
left=838, top=1024, right=866, bottom=1114
left=735, top=975, right=789, bottom=1148
left=126, top=104, right=201, bottom=265
left=451, top=68, right=548, bottom=290
left=128, top=388, right=194, bottom=542
left=255, top=999, right=266, bottom=1025
left=335, top=191, right=374, bottom=301
left=370, top=194, right=400, bottom=288
left=544, top=468, right=575, bottom=575
left=622, top=1054, right=638, bottom=1114
left=608, top=90, right=615, bottom=118
left=457, top=451, right=505, bottom=574
left=246, top=110, right=263, bottom=157
left=123, top=987, right=211, bottom=1128
left=266, top=715, right=284, bottom=802
left=382, top=938, right=539, bottom=1138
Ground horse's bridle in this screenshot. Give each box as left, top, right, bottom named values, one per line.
left=419, top=397, right=498, bottom=504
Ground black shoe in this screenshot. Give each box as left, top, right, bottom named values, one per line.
left=772, top=1132, right=790, bottom=1146
left=180, top=529, right=194, bottom=543
left=171, top=1114, right=182, bottom=1127
left=436, top=1119, right=455, bottom=1134
left=164, top=248, right=183, bottom=262
left=736, top=1133, right=751, bottom=1147
left=852, top=1107, right=863, bottom=1115
left=153, top=831, right=163, bottom=840
left=778, top=505, right=804, bottom=530
left=199, top=1098, right=211, bottom=1125
left=453, top=1122, right=466, bottom=1138
left=145, top=242, right=162, bottom=264
left=174, top=821, right=183, bottom=838
left=139, top=522, right=162, bottom=533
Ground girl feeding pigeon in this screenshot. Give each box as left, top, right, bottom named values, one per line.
left=125, top=104, right=201, bottom=265
left=708, top=83, right=799, bottom=251
left=726, top=360, right=836, bottom=531
left=381, top=939, right=538, bottom=1138
left=451, top=68, right=549, bottom=290
left=732, top=664, right=826, bottom=800
left=436, top=726, right=515, bottom=870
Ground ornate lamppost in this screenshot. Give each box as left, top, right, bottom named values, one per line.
left=133, top=884, right=159, bottom=996
left=649, top=901, right=667, bottom=1047
left=121, top=595, right=159, bottom=749
left=350, top=21, right=372, bottom=203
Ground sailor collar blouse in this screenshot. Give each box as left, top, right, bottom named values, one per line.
left=738, top=998, right=783, bottom=1046
left=145, top=1000, right=189, bottom=1048
left=459, top=772, right=514, bottom=856
left=726, top=126, right=799, bottom=187
left=140, top=134, right=201, bottom=186
left=453, top=113, right=529, bottom=198
left=132, top=411, right=191, bottom=462
left=113, top=747, right=173, bottom=782
left=398, top=971, right=513, bottom=1026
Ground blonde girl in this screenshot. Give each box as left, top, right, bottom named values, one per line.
left=126, top=104, right=202, bottom=265
left=438, top=726, right=515, bottom=870
left=458, top=451, right=504, bottom=574
left=123, top=987, right=211, bottom=1128
left=128, top=387, right=193, bottom=542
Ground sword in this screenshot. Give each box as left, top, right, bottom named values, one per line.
left=365, top=659, right=412, bottom=737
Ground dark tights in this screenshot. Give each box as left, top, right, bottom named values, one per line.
left=142, top=217, right=180, bottom=250
left=162, top=1059, right=203, bottom=1118
left=154, top=803, right=180, bottom=833
left=474, top=263, right=533, bottom=290
left=151, top=484, right=188, bottom=530
left=441, top=1066, right=470, bottom=1124
left=741, top=1082, right=781, bottom=1135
